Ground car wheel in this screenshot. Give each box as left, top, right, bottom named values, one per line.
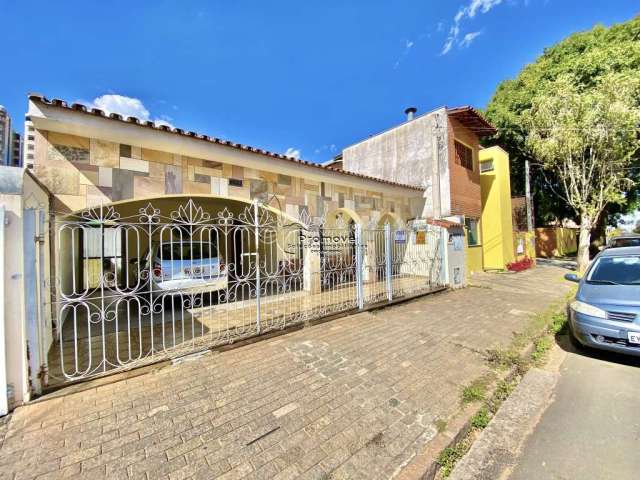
left=568, top=323, right=584, bottom=350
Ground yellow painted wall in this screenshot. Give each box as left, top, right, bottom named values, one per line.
left=479, top=147, right=515, bottom=270
left=514, top=231, right=536, bottom=261
left=466, top=244, right=484, bottom=276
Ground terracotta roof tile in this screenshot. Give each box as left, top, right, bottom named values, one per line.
left=447, top=106, right=497, bottom=137
left=30, top=94, right=423, bottom=191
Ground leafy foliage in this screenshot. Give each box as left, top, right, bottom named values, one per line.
left=484, top=16, right=640, bottom=225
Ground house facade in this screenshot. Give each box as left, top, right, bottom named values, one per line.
left=341, top=106, right=497, bottom=274
left=0, top=94, right=515, bottom=407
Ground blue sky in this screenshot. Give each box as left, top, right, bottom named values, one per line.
left=1, top=1, right=638, bottom=163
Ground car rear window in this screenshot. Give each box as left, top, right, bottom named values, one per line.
left=160, top=242, right=218, bottom=260
left=588, top=256, right=640, bottom=285
left=610, top=238, right=640, bottom=248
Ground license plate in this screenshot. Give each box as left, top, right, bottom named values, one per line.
left=628, top=332, right=640, bottom=344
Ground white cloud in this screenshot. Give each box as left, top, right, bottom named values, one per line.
left=84, top=94, right=175, bottom=127
left=285, top=147, right=301, bottom=159
left=92, top=94, right=150, bottom=119
left=460, top=31, right=483, bottom=48
left=441, top=0, right=503, bottom=54
left=393, top=39, right=416, bottom=69
left=314, top=144, right=338, bottom=155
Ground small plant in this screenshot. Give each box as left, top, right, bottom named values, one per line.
left=549, top=311, right=568, bottom=335
left=507, top=256, right=534, bottom=272
left=461, top=378, right=487, bottom=404
left=487, top=378, right=518, bottom=414
left=470, top=407, right=490, bottom=429
left=437, top=439, right=471, bottom=477
left=486, top=347, right=528, bottom=374
left=531, top=336, right=553, bottom=363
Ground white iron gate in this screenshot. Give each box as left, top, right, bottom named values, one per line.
left=46, top=199, right=445, bottom=385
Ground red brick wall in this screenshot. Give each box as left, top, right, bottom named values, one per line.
left=448, top=117, right=481, bottom=218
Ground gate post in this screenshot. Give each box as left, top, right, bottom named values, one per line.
left=440, top=226, right=449, bottom=287
left=0, top=206, right=7, bottom=415
left=355, top=223, right=364, bottom=309
left=384, top=223, right=392, bottom=302
left=253, top=200, right=261, bottom=334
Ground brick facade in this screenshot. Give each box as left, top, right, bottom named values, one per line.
left=447, top=117, right=481, bottom=218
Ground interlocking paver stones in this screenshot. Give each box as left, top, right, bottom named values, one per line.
left=0, top=265, right=571, bottom=479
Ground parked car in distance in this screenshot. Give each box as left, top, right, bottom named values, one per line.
left=133, top=241, right=227, bottom=294
left=606, top=234, right=640, bottom=249
left=565, top=246, right=640, bottom=356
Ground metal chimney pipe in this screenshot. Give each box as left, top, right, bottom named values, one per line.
left=404, top=107, right=417, bottom=121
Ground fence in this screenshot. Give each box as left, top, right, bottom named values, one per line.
left=535, top=227, right=578, bottom=258
left=46, top=199, right=446, bottom=385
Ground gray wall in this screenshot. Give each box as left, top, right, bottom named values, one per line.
left=342, top=108, right=450, bottom=219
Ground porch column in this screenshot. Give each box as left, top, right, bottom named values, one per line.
left=363, top=236, right=377, bottom=283
left=303, top=232, right=321, bottom=294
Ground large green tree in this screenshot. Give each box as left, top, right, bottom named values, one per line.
left=525, top=73, right=640, bottom=272
left=484, top=16, right=640, bottom=231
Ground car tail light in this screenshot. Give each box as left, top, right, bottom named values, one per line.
left=152, top=262, right=162, bottom=278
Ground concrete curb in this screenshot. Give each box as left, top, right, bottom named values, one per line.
left=448, top=367, right=559, bottom=480
left=395, top=338, right=537, bottom=480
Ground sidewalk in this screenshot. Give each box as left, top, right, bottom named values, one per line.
left=0, top=265, right=572, bottom=480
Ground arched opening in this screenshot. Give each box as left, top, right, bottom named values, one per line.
left=377, top=211, right=403, bottom=229
left=49, top=195, right=306, bottom=384
left=317, top=208, right=362, bottom=292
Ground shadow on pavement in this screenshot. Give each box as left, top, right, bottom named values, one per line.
left=536, top=257, right=577, bottom=271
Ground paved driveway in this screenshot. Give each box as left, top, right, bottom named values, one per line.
left=0, top=265, right=572, bottom=480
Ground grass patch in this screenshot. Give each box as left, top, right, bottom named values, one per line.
left=437, top=437, right=472, bottom=478
left=461, top=378, right=488, bottom=404
left=487, top=378, right=518, bottom=414
left=470, top=407, right=490, bottom=429
left=531, top=336, right=553, bottom=364
left=435, top=418, right=448, bottom=433
left=485, top=347, right=528, bottom=374
left=549, top=311, right=568, bottom=335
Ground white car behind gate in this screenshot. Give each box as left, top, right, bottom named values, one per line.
left=134, top=240, right=228, bottom=294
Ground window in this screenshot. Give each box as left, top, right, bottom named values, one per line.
left=229, top=178, right=243, bottom=187
left=480, top=160, right=494, bottom=173
left=455, top=140, right=474, bottom=171
left=465, top=217, right=480, bottom=246
left=82, top=228, right=123, bottom=288
left=119, top=144, right=132, bottom=157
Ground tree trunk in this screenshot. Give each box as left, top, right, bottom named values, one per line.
left=577, top=219, right=592, bottom=275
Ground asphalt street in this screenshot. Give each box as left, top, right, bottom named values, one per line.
left=509, top=337, right=640, bottom=480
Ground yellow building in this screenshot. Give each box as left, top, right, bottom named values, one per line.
left=478, top=146, right=515, bottom=270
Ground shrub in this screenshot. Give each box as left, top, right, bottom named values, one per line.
left=507, top=256, right=534, bottom=272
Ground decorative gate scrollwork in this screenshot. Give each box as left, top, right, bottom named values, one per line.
left=48, top=199, right=445, bottom=384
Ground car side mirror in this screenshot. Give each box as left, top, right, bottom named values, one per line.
left=564, top=273, right=580, bottom=283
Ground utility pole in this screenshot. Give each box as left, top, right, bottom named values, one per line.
left=525, top=158, right=534, bottom=232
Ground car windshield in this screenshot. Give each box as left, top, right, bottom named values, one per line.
left=610, top=238, right=640, bottom=248
left=159, top=242, right=218, bottom=260
left=587, top=255, right=640, bottom=285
